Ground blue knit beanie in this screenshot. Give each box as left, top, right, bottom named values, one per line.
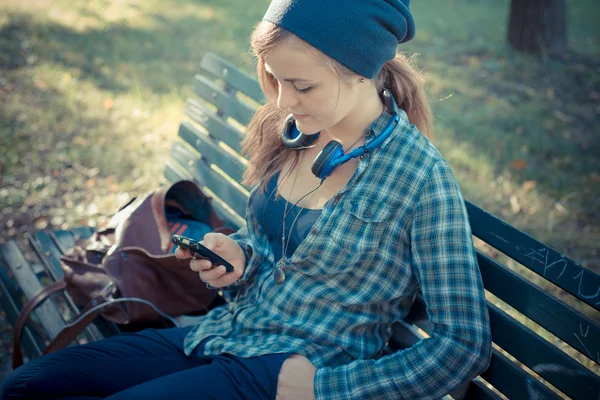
left=262, top=0, right=415, bottom=79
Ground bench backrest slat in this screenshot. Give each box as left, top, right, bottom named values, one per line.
left=169, top=141, right=249, bottom=218
left=488, top=302, right=600, bottom=400
left=402, top=293, right=600, bottom=399
left=185, top=99, right=245, bottom=155
left=178, top=121, right=248, bottom=190
left=478, top=251, right=600, bottom=363
left=483, top=349, right=563, bottom=399
left=466, top=202, right=600, bottom=312
left=465, top=380, right=504, bottom=400
left=165, top=159, right=246, bottom=230
left=194, top=74, right=256, bottom=126
left=200, top=53, right=264, bottom=104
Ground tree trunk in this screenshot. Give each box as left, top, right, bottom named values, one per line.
left=507, top=0, right=567, bottom=58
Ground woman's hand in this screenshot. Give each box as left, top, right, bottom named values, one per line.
left=276, top=355, right=316, bottom=400
left=175, top=232, right=245, bottom=288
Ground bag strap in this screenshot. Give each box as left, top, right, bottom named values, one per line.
left=12, top=281, right=113, bottom=370
left=13, top=280, right=66, bottom=369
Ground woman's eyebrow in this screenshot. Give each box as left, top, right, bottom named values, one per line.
left=265, top=65, right=313, bottom=83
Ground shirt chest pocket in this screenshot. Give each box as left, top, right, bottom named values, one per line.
left=335, top=198, right=392, bottom=252
left=303, top=198, right=393, bottom=275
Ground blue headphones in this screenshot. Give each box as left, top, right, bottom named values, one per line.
left=280, top=89, right=400, bottom=180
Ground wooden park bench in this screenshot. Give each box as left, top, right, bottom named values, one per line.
left=1, top=52, right=599, bottom=399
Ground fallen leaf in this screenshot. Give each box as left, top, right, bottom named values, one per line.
left=511, top=159, right=527, bottom=171
left=103, top=98, right=114, bottom=110
left=74, top=137, right=88, bottom=146
left=34, top=79, right=47, bottom=89
left=522, top=180, right=537, bottom=191
left=34, top=217, right=49, bottom=230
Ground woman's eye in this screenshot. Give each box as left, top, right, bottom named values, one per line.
left=295, top=86, right=312, bottom=93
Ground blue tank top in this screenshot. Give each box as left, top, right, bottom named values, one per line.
left=252, top=172, right=322, bottom=261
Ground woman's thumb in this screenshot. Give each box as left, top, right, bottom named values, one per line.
left=202, top=232, right=223, bottom=250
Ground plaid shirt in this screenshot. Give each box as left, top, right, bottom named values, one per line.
left=183, top=101, right=492, bottom=399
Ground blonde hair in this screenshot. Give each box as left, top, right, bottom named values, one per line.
left=242, top=21, right=432, bottom=189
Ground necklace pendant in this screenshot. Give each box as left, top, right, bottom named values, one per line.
left=274, top=264, right=286, bottom=285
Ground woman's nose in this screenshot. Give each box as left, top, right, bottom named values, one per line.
left=276, top=84, right=299, bottom=111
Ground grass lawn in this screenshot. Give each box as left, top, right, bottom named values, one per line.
left=0, top=0, right=599, bottom=374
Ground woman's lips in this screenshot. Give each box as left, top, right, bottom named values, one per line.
left=292, top=113, right=308, bottom=120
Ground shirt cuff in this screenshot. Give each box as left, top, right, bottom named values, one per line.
left=314, top=366, right=352, bottom=400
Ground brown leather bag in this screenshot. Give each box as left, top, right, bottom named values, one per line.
left=12, top=180, right=235, bottom=369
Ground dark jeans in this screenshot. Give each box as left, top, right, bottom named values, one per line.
left=0, top=326, right=292, bottom=400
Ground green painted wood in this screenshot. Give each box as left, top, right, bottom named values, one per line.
left=402, top=294, right=431, bottom=331
left=477, top=250, right=600, bottom=364
left=185, top=99, right=244, bottom=155
left=47, top=229, right=120, bottom=339
left=466, top=201, right=600, bottom=312
left=488, top=302, right=600, bottom=399
left=389, top=320, right=423, bottom=350
left=178, top=121, right=249, bottom=190
left=27, top=231, right=108, bottom=343
left=201, top=52, right=265, bottom=104
left=0, top=259, right=45, bottom=361
left=31, top=231, right=65, bottom=281
left=482, top=348, right=562, bottom=399
left=164, top=161, right=245, bottom=229
left=0, top=241, right=66, bottom=341
left=193, top=74, right=256, bottom=126
left=169, top=142, right=248, bottom=218
left=463, top=379, right=503, bottom=400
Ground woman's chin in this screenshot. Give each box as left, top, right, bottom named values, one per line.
left=295, top=119, right=321, bottom=135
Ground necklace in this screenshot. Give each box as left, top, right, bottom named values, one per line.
left=273, top=131, right=365, bottom=284
left=275, top=157, right=321, bottom=284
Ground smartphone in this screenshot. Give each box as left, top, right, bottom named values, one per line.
left=171, top=234, right=235, bottom=273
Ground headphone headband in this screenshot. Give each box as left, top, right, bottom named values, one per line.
left=281, top=89, right=400, bottom=180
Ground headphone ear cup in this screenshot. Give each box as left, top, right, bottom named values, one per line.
left=281, top=114, right=319, bottom=149
left=312, top=141, right=343, bottom=179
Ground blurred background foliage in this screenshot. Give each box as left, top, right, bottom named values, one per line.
left=0, top=0, right=598, bottom=375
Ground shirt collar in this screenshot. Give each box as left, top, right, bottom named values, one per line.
left=364, top=89, right=409, bottom=150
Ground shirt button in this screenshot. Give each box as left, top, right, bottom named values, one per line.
left=359, top=155, right=366, bottom=160
left=365, top=210, right=372, bottom=218
left=310, top=228, right=318, bottom=236
left=365, top=129, right=372, bottom=137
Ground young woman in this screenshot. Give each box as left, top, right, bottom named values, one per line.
left=0, top=0, right=491, bottom=399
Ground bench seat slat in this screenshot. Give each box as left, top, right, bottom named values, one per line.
left=466, top=201, right=600, bottom=312
left=185, top=99, right=244, bottom=155
left=178, top=121, right=248, bottom=190
left=29, top=231, right=114, bottom=343
left=0, top=259, right=45, bottom=361
left=194, top=74, right=256, bottom=126
left=31, top=231, right=66, bottom=281
left=477, top=251, right=600, bottom=363
left=488, top=302, right=600, bottom=399
left=200, top=52, right=265, bottom=104
left=0, top=241, right=65, bottom=340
